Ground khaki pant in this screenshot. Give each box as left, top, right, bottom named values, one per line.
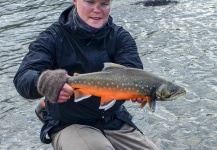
left=52, top=123, right=159, bottom=150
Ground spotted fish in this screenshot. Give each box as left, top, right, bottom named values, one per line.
left=67, top=63, right=186, bottom=111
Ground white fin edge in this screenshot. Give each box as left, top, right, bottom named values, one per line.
left=99, top=100, right=116, bottom=110
left=74, top=95, right=92, bottom=102
left=151, top=101, right=157, bottom=112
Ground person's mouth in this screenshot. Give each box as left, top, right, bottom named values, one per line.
left=90, top=17, right=101, bottom=20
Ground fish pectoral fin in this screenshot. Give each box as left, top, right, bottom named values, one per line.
left=148, top=99, right=156, bottom=112
left=74, top=89, right=92, bottom=102
left=99, top=96, right=116, bottom=110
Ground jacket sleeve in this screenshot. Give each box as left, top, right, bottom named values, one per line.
left=114, top=27, right=143, bottom=70
left=13, top=29, right=56, bottom=99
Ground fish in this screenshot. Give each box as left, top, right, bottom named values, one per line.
left=67, top=63, right=186, bottom=111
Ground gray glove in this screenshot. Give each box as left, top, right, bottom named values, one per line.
left=37, top=69, right=67, bottom=103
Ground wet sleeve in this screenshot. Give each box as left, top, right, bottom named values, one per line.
left=114, top=27, right=143, bottom=69
left=13, top=29, right=56, bottom=99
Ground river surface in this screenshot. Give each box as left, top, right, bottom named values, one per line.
left=0, top=0, right=217, bottom=149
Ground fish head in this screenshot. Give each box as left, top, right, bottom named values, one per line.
left=156, top=82, right=186, bottom=101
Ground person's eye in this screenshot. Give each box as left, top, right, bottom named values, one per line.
left=102, top=2, right=109, bottom=6
left=85, top=0, right=94, bottom=4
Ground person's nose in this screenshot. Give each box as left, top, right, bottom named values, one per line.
left=93, top=4, right=102, bottom=13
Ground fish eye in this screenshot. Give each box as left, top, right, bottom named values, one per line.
left=170, top=86, right=177, bottom=93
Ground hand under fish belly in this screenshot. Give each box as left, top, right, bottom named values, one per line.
left=68, top=63, right=186, bottom=111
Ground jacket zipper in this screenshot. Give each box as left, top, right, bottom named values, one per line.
left=87, top=34, right=95, bottom=45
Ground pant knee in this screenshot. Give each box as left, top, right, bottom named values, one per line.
left=51, top=124, right=115, bottom=150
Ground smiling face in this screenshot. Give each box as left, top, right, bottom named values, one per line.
left=73, top=0, right=112, bottom=28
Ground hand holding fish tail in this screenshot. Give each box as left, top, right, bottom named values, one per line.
left=37, top=69, right=73, bottom=103
left=56, top=82, right=74, bottom=103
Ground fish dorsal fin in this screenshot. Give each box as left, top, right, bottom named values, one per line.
left=102, top=63, right=126, bottom=71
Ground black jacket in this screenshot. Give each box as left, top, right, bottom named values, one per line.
left=13, top=5, right=143, bottom=143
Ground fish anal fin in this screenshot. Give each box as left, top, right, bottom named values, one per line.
left=74, top=89, right=92, bottom=102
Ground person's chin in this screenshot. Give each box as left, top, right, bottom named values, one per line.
left=89, top=23, right=103, bottom=28
left=89, top=20, right=104, bottom=28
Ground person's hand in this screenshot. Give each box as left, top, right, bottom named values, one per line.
left=56, top=81, right=74, bottom=103
left=37, top=69, right=70, bottom=103
left=131, top=98, right=147, bottom=103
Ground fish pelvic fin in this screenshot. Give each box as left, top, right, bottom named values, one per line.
left=140, top=101, right=147, bottom=109
left=99, top=100, right=116, bottom=110
left=140, top=96, right=150, bottom=109
left=140, top=96, right=156, bottom=112
left=102, top=63, right=126, bottom=71
left=99, top=96, right=116, bottom=110
left=74, top=89, right=92, bottom=102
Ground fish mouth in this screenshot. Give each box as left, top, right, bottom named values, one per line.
left=166, top=89, right=186, bottom=101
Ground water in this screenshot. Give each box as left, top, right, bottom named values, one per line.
left=0, top=0, right=216, bottom=149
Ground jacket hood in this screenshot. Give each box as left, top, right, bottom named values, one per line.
left=59, top=5, right=114, bottom=39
